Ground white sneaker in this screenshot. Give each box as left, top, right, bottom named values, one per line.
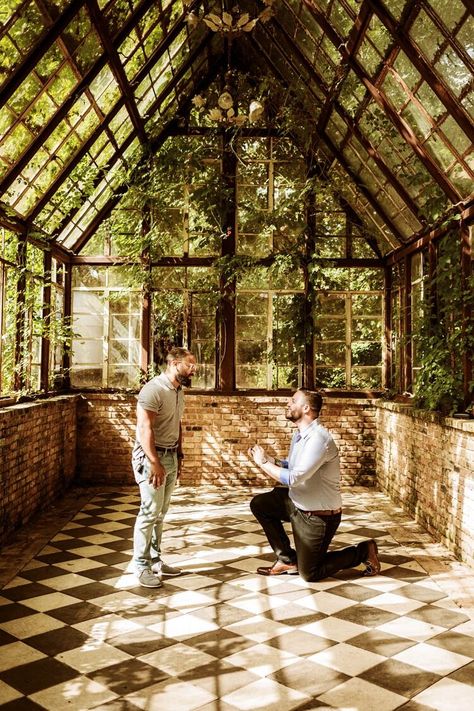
left=138, top=569, right=162, bottom=588
left=152, top=560, right=182, bottom=577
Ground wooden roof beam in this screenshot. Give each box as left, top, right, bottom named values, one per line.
left=367, top=0, right=474, bottom=144
left=28, top=99, right=126, bottom=222
left=63, top=47, right=217, bottom=253
left=333, top=104, right=425, bottom=225
left=262, top=13, right=424, bottom=227
left=28, top=0, right=205, bottom=222
left=315, top=0, right=373, bottom=137
left=302, top=0, right=463, bottom=205
left=0, top=202, right=72, bottom=262
left=322, top=135, right=405, bottom=247
left=0, top=0, right=160, bottom=195
left=253, top=22, right=325, bottom=113
left=86, top=0, right=147, bottom=145
left=246, top=31, right=403, bottom=246
left=0, top=0, right=87, bottom=109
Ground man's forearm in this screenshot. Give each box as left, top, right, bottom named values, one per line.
left=256, top=457, right=283, bottom=483
left=139, top=425, right=159, bottom=465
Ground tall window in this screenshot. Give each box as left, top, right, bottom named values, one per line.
left=151, top=267, right=217, bottom=389
left=410, top=251, right=428, bottom=387
left=0, top=229, right=18, bottom=395
left=20, top=243, right=44, bottom=392
left=390, top=261, right=405, bottom=392
left=71, top=266, right=141, bottom=388
left=236, top=265, right=305, bottom=389
left=49, top=259, right=67, bottom=388
left=314, top=268, right=384, bottom=388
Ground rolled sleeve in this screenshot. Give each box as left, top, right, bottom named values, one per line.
left=279, top=467, right=290, bottom=486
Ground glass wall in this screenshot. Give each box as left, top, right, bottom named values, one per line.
left=315, top=268, right=384, bottom=388
left=71, top=266, right=141, bottom=388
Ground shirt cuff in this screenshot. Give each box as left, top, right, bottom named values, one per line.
left=279, top=467, right=290, bottom=486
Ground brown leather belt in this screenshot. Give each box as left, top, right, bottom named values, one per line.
left=300, top=508, right=342, bottom=517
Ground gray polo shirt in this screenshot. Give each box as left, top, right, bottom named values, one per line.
left=135, top=372, right=184, bottom=449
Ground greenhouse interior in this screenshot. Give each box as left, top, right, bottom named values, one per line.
left=0, top=0, right=473, bottom=709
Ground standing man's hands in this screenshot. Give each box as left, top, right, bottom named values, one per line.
left=137, top=405, right=167, bottom=489
left=148, top=459, right=166, bottom=489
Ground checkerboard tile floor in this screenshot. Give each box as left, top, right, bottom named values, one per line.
left=1, top=486, right=474, bottom=711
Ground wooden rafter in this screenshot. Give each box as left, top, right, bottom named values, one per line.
left=65, top=77, right=219, bottom=254
left=367, top=0, right=474, bottom=145
left=322, top=134, right=405, bottom=246
left=0, top=0, right=158, bottom=196
left=254, top=20, right=325, bottom=112
left=341, top=0, right=420, bottom=152
left=131, top=31, right=215, bottom=130
left=302, top=0, right=463, bottom=205
left=264, top=13, right=425, bottom=228
left=62, top=39, right=217, bottom=253
left=85, top=0, right=147, bottom=144
left=53, top=128, right=137, bottom=252
left=248, top=24, right=405, bottom=245
left=28, top=1, right=205, bottom=223
left=28, top=98, right=126, bottom=222
left=334, top=104, right=425, bottom=225
left=0, top=0, right=87, bottom=109
left=314, top=0, right=373, bottom=138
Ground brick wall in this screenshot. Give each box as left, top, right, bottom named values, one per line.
left=0, top=396, right=77, bottom=546
left=376, top=402, right=474, bottom=567
left=76, top=393, right=377, bottom=487
left=2, top=393, right=474, bottom=569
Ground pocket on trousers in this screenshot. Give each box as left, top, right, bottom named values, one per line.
left=132, top=457, right=149, bottom=484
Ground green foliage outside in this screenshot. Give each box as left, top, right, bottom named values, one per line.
left=413, top=232, right=474, bottom=414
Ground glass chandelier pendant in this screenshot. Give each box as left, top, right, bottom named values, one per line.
left=218, top=91, right=234, bottom=110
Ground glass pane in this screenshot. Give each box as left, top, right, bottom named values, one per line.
left=70, top=366, right=103, bottom=387
left=317, top=342, right=346, bottom=366
left=352, top=342, right=382, bottom=366
left=351, top=367, right=382, bottom=388
left=317, top=319, right=346, bottom=340
left=352, top=318, right=382, bottom=340
left=315, top=367, right=346, bottom=387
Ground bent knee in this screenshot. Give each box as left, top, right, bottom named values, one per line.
left=250, top=493, right=265, bottom=515
left=298, top=567, right=323, bottom=583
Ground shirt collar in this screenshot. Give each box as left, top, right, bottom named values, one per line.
left=158, top=372, right=181, bottom=391
left=296, top=419, right=319, bottom=439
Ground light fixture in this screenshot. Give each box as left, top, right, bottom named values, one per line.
left=186, top=2, right=275, bottom=36
left=188, top=3, right=275, bottom=126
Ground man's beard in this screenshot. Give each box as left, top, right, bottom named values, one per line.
left=285, top=411, right=298, bottom=422
left=176, top=373, right=192, bottom=387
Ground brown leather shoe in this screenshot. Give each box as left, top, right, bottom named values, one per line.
left=257, top=561, right=298, bottom=576
left=363, top=539, right=381, bottom=576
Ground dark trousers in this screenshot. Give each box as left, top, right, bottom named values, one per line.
left=250, top=487, right=370, bottom=582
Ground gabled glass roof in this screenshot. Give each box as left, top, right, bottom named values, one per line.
left=0, top=0, right=472, bottom=255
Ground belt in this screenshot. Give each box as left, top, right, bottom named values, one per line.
left=156, top=446, right=178, bottom=453
left=300, top=508, right=342, bottom=517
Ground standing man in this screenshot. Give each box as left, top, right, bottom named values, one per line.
left=249, top=388, right=380, bottom=581
left=132, top=347, right=197, bottom=588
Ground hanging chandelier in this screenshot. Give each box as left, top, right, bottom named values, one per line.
left=187, top=3, right=275, bottom=125
left=186, top=2, right=275, bottom=37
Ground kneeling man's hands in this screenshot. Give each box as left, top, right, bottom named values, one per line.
left=249, top=444, right=267, bottom=466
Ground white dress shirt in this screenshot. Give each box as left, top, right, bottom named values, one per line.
left=279, top=419, right=342, bottom=511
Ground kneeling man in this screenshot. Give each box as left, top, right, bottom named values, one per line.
left=249, top=389, right=380, bottom=581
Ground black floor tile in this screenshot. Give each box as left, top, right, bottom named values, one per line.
left=0, top=657, right=77, bottom=694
